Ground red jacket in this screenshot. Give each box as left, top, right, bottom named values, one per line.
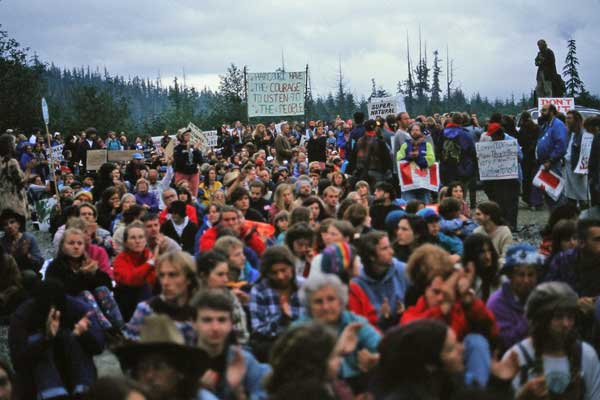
left=348, top=281, right=379, bottom=327
left=401, top=296, right=498, bottom=341
left=199, top=225, right=266, bottom=256
left=159, top=204, right=198, bottom=225
left=113, top=248, right=156, bottom=288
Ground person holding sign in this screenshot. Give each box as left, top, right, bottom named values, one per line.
left=479, top=114, right=522, bottom=230
left=536, top=103, right=568, bottom=209
left=173, top=128, right=203, bottom=201
left=586, top=117, right=600, bottom=217
left=396, top=122, right=436, bottom=203
left=563, top=110, right=590, bottom=206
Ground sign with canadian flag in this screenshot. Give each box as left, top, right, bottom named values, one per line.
left=532, top=166, right=564, bottom=201
left=398, top=161, right=440, bottom=192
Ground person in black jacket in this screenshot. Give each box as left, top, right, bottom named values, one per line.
left=230, top=186, right=266, bottom=222
left=347, top=119, right=393, bottom=188
left=46, top=228, right=124, bottom=330
left=9, top=279, right=106, bottom=400
left=160, top=201, right=198, bottom=254
left=173, top=128, right=203, bottom=200
left=306, top=126, right=327, bottom=163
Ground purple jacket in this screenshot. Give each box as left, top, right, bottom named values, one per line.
left=486, top=282, right=528, bottom=351
left=135, top=191, right=159, bottom=212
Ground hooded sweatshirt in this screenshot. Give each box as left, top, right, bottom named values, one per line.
left=352, top=258, right=408, bottom=316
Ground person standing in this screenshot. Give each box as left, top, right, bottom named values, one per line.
left=0, top=134, right=29, bottom=224
left=274, top=123, right=293, bottom=165
left=173, top=128, right=203, bottom=200
left=536, top=103, right=568, bottom=209
left=535, top=39, right=559, bottom=98
left=517, top=111, right=543, bottom=208
left=564, top=110, right=590, bottom=207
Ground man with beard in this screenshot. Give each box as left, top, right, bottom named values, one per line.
left=495, top=282, right=600, bottom=400
left=249, top=246, right=302, bottom=361
left=292, top=177, right=312, bottom=207
left=536, top=103, right=568, bottom=209
left=249, top=180, right=272, bottom=221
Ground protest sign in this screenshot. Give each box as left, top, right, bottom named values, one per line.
left=538, top=97, right=575, bottom=114
left=368, top=96, right=406, bottom=119
left=86, top=150, right=107, bottom=171
left=533, top=167, right=564, bottom=201
left=398, top=161, right=440, bottom=192
left=247, top=71, right=306, bottom=117
left=203, top=130, right=218, bottom=148
left=574, top=132, right=594, bottom=174
left=46, top=144, right=64, bottom=161
left=107, top=150, right=139, bottom=163
left=41, top=97, right=49, bottom=125
left=164, top=140, right=175, bottom=158
left=476, top=140, right=519, bottom=181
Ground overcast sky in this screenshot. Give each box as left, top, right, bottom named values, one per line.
left=3, top=0, right=600, bottom=101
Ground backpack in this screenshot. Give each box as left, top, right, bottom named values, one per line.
left=518, top=341, right=584, bottom=400
left=441, top=137, right=462, bottom=166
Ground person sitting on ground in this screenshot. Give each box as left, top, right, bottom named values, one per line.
left=46, top=227, right=124, bottom=331
left=401, top=250, right=498, bottom=387
left=416, top=208, right=464, bottom=256
left=353, top=231, right=409, bottom=327
left=134, top=178, right=159, bottom=213
left=160, top=200, right=199, bottom=254
left=159, top=188, right=199, bottom=225
left=0, top=246, right=27, bottom=320
left=196, top=251, right=249, bottom=345
left=112, top=204, right=147, bottom=254
left=446, top=180, right=471, bottom=218
left=193, top=288, right=270, bottom=399
left=438, top=197, right=478, bottom=239
left=493, top=282, right=600, bottom=400
left=229, top=186, right=265, bottom=223
left=249, top=245, right=303, bottom=362
left=296, top=274, right=381, bottom=396
left=487, top=243, right=543, bottom=353
left=462, top=233, right=500, bottom=302
left=9, top=279, right=105, bottom=400
left=0, top=209, right=44, bottom=275
left=473, top=201, right=513, bottom=263
left=124, top=250, right=199, bottom=346
left=386, top=212, right=426, bottom=263
left=284, top=222, right=315, bottom=278
left=369, top=182, right=401, bottom=231
left=213, top=235, right=259, bottom=294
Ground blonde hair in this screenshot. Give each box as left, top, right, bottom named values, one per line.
left=405, top=244, right=455, bottom=289
left=274, top=184, right=295, bottom=212
left=214, top=236, right=244, bottom=255
left=156, top=250, right=199, bottom=294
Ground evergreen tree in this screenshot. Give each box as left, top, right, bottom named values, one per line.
left=562, top=39, right=583, bottom=97
left=430, top=50, right=442, bottom=108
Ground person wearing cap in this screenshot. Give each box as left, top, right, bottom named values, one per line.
left=115, top=314, right=211, bottom=400
left=416, top=207, right=463, bottom=257
left=124, top=152, right=148, bottom=188
left=494, top=282, right=600, bottom=400
left=487, top=243, right=543, bottom=352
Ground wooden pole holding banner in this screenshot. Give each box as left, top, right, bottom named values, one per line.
left=304, top=64, right=310, bottom=129
left=41, top=97, right=61, bottom=211
left=243, top=65, right=250, bottom=125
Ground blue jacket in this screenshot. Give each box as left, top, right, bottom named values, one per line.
left=441, top=125, right=476, bottom=180
left=486, top=282, right=528, bottom=351
left=210, top=347, right=271, bottom=400
left=536, top=117, right=568, bottom=164
left=436, top=232, right=464, bottom=255
left=353, top=258, right=408, bottom=315
left=296, top=311, right=381, bottom=378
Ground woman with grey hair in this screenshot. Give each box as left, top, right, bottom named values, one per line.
left=296, top=273, right=381, bottom=396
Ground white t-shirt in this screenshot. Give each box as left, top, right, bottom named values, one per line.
left=505, top=338, right=600, bottom=400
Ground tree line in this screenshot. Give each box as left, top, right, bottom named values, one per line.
left=1, top=25, right=599, bottom=138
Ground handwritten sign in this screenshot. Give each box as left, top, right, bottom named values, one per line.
left=398, top=161, right=440, bottom=192
left=107, top=150, right=139, bottom=163
left=574, top=132, right=594, bottom=174
left=86, top=150, right=107, bottom=171
left=476, top=140, right=519, bottom=181
left=538, top=97, right=575, bottom=114
left=203, top=130, right=218, bottom=148
left=368, top=96, right=406, bottom=119
left=247, top=71, right=306, bottom=117
left=46, top=144, right=64, bottom=161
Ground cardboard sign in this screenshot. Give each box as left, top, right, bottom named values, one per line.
left=86, top=150, right=107, bottom=171
left=398, top=161, right=440, bottom=192
left=574, top=132, right=594, bottom=174
left=247, top=71, right=306, bottom=117
left=164, top=140, right=175, bottom=158
left=203, top=130, right=218, bottom=148
left=538, top=97, right=575, bottom=114
left=368, top=95, right=406, bottom=119
left=533, top=167, right=564, bottom=201
left=107, top=150, right=139, bottom=162
left=476, top=140, right=519, bottom=181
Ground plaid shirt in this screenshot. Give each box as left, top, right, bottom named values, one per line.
left=249, top=279, right=302, bottom=338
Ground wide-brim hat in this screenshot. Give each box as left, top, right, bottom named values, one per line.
left=223, top=171, right=239, bottom=187
left=113, top=314, right=209, bottom=376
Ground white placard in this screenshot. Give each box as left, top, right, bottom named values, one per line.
left=476, top=140, right=519, bottom=181
left=398, top=161, right=440, bottom=192
left=247, top=71, right=306, bottom=117
left=538, top=97, right=575, bottom=114
left=574, top=132, right=594, bottom=174
left=41, top=97, right=49, bottom=125
left=368, top=95, right=406, bottom=119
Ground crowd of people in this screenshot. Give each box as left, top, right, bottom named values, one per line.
left=0, top=105, right=600, bottom=400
